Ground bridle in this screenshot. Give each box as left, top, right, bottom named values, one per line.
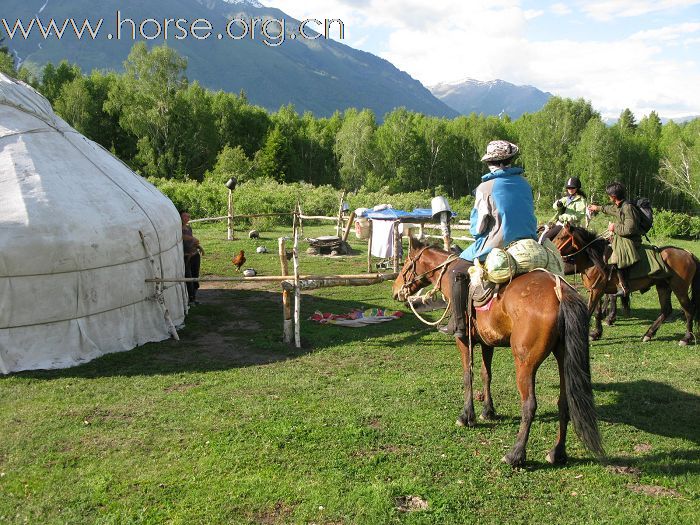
left=398, top=246, right=460, bottom=326
left=555, top=229, right=606, bottom=262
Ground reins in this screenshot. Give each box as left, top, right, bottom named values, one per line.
left=559, top=233, right=607, bottom=261
left=400, top=251, right=460, bottom=327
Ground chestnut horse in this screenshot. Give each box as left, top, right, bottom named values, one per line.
left=392, top=238, right=604, bottom=467
left=552, top=223, right=700, bottom=344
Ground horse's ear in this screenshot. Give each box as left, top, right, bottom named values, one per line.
left=409, top=235, right=422, bottom=252
left=563, top=221, right=572, bottom=233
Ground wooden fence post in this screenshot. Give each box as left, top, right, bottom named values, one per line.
left=227, top=189, right=234, bottom=241
left=293, top=206, right=301, bottom=348
left=279, top=237, right=293, bottom=344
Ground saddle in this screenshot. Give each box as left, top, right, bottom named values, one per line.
left=469, top=278, right=497, bottom=309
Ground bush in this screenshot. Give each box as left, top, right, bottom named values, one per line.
left=149, top=177, right=477, bottom=230
left=650, top=209, right=700, bottom=239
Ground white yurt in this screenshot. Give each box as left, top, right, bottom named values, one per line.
left=0, top=73, right=187, bottom=374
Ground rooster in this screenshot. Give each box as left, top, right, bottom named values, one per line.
left=231, top=250, right=246, bottom=271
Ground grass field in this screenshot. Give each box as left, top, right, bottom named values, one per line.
left=1, top=221, right=698, bottom=524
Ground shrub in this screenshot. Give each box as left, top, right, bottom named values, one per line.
left=650, top=209, right=700, bottom=239
left=149, top=177, right=477, bottom=230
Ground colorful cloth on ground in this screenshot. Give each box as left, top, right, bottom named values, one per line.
left=309, top=308, right=404, bottom=327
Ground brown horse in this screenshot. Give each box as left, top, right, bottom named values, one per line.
left=552, top=223, right=700, bottom=344
left=392, top=238, right=604, bottom=467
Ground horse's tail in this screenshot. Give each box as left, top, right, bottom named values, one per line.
left=691, top=254, right=700, bottom=325
left=558, top=287, right=605, bottom=458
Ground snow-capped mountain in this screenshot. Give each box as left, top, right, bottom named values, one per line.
left=430, top=78, right=553, bottom=119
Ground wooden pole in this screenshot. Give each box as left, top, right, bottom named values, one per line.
left=367, top=220, right=373, bottom=273
left=297, top=204, right=304, bottom=238
left=146, top=273, right=391, bottom=284
left=336, top=190, right=348, bottom=237
left=279, top=237, right=293, bottom=344
left=227, top=190, right=233, bottom=241
left=139, top=231, right=179, bottom=341
left=393, top=221, right=401, bottom=272
left=441, top=212, right=452, bottom=251
left=341, top=210, right=356, bottom=243
left=281, top=275, right=397, bottom=292
left=293, top=207, right=301, bottom=348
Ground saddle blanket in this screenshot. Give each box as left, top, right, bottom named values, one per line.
left=628, top=245, right=672, bottom=280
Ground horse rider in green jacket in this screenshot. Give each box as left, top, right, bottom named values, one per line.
left=587, top=181, right=642, bottom=298
left=553, top=177, right=588, bottom=226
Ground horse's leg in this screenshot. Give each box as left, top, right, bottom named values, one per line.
left=605, top=295, right=618, bottom=326
left=546, top=345, right=569, bottom=465
left=479, top=345, right=496, bottom=421
left=642, top=284, right=672, bottom=342
left=669, top=279, right=695, bottom=346
left=456, top=338, right=476, bottom=427
left=590, top=297, right=605, bottom=341
left=503, top=362, right=537, bottom=467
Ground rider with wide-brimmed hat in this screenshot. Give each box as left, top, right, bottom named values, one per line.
left=441, top=140, right=538, bottom=338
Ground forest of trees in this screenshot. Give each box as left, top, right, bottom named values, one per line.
left=2, top=42, right=699, bottom=212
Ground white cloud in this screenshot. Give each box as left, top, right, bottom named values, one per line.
left=271, top=0, right=700, bottom=118
left=550, top=3, right=572, bottom=16
left=629, top=22, right=700, bottom=42
left=578, top=0, right=700, bottom=22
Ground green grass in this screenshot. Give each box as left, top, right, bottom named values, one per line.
left=1, top=222, right=699, bottom=524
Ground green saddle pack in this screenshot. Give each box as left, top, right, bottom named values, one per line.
left=628, top=245, right=671, bottom=280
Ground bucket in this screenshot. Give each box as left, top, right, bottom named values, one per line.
left=355, top=218, right=371, bottom=240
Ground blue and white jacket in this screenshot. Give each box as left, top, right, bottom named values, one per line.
left=460, top=167, right=538, bottom=262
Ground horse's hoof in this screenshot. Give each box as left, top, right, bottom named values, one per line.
left=480, top=410, right=497, bottom=421
left=589, top=333, right=601, bottom=341
left=678, top=340, right=688, bottom=347
left=455, top=418, right=465, bottom=427
left=546, top=450, right=567, bottom=465
left=642, top=336, right=652, bottom=343
left=502, top=453, right=524, bottom=468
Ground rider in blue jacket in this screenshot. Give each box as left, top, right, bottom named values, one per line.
left=441, top=140, right=538, bottom=339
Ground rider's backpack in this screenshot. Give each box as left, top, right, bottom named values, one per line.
left=632, top=197, right=653, bottom=234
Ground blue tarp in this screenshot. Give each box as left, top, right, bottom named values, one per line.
left=363, top=208, right=457, bottom=220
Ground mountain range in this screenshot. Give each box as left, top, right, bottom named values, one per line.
left=3, top=0, right=458, bottom=119
left=429, top=78, right=553, bottom=119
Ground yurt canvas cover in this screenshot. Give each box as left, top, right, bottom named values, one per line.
left=0, top=73, right=187, bottom=374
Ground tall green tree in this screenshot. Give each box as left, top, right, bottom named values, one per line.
left=40, top=61, right=82, bottom=103
left=105, top=43, right=189, bottom=178
left=0, top=38, right=16, bottom=77
left=569, top=117, right=620, bottom=199
left=334, top=108, right=379, bottom=191
left=658, top=120, right=700, bottom=209
left=205, top=145, right=256, bottom=184
left=516, top=97, right=598, bottom=202
left=375, top=107, right=428, bottom=192
left=211, top=90, right=271, bottom=157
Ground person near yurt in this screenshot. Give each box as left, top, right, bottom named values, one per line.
left=440, top=140, right=538, bottom=339
left=0, top=73, right=188, bottom=374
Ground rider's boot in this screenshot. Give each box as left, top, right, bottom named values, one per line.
left=439, top=271, right=469, bottom=339
left=614, top=266, right=630, bottom=298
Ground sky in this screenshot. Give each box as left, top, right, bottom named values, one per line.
left=270, top=0, right=700, bottom=120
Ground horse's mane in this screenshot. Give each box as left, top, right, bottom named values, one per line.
left=410, top=238, right=452, bottom=256
left=568, top=225, right=608, bottom=273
